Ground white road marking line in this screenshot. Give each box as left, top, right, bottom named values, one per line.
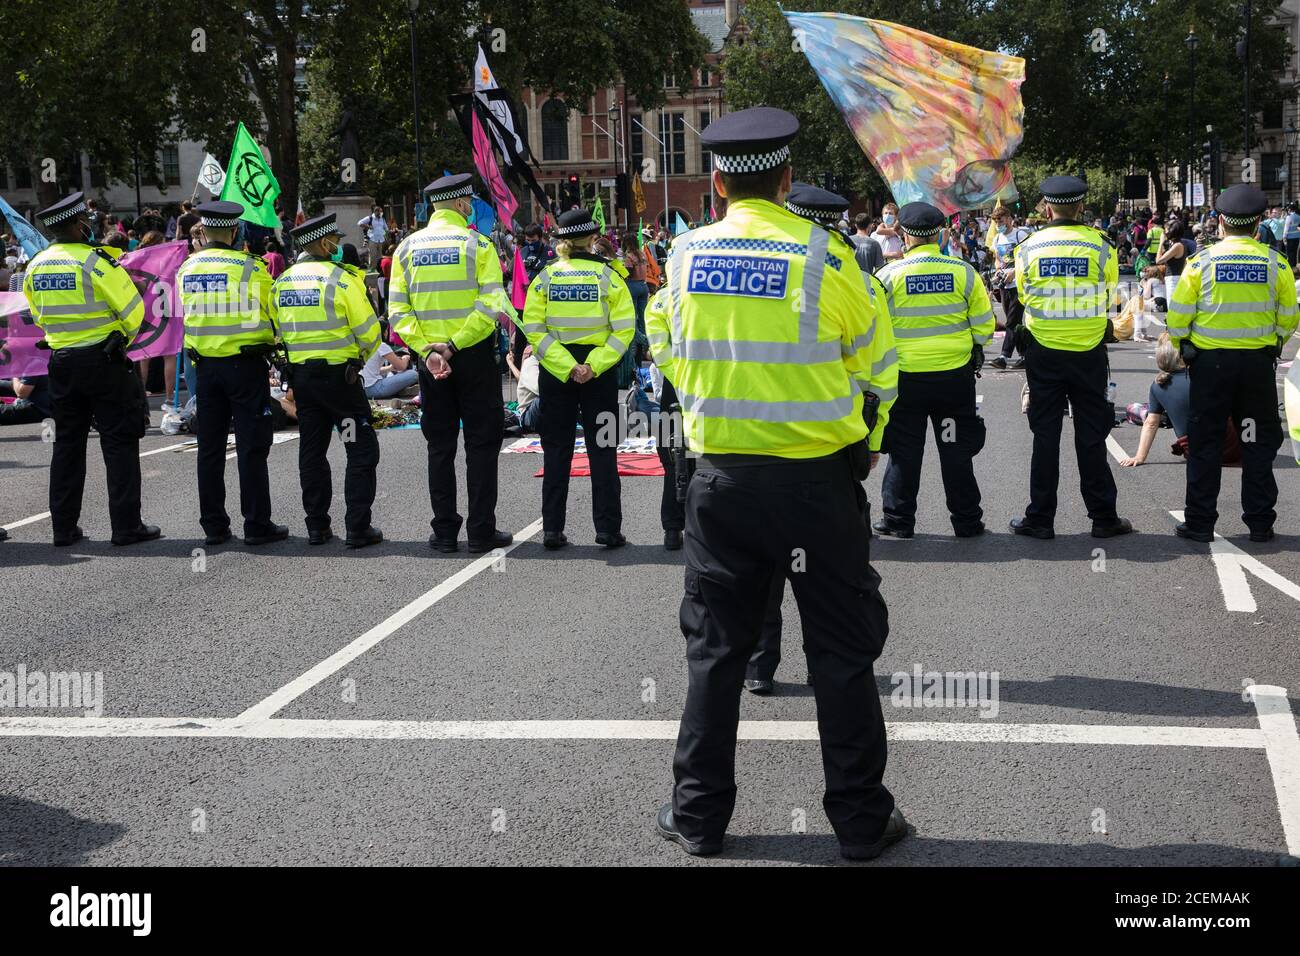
left=0, top=715, right=1268, bottom=748
left=233, top=517, right=545, bottom=724
left=1170, top=510, right=1300, bottom=613
left=1248, top=685, right=1300, bottom=856
left=2, top=511, right=52, bottom=532
left=1105, top=434, right=1127, bottom=463
left=3, top=434, right=300, bottom=530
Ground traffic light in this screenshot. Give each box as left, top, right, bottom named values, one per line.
left=615, top=173, right=629, bottom=210
left=561, top=175, right=580, bottom=210
left=1202, top=138, right=1221, bottom=188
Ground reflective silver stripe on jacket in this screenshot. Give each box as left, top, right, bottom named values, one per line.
left=682, top=390, right=856, bottom=423
left=892, top=320, right=972, bottom=338
left=1188, top=322, right=1277, bottom=339
left=676, top=339, right=842, bottom=364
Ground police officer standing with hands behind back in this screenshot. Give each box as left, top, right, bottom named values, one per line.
left=23, top=191, right=159, bottom=547
left=389, top=173, right=513, bottom=555
left=176, top=200, right=286, bottom=547
left=874, top=201, right=994, bottom=539
left=645, top=107, right=908, bottom=860
left=1010, top=175, right=1131, bottom=541
left=1168, top=184, right=1297, bottom=543
left=272, top=213, right=383, bottom=549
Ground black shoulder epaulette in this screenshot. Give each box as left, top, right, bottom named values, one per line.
left=1098, top=230, right=1116, bottom=248
left=92, top=248, right=121, bottom=267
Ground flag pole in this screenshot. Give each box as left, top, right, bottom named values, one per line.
left=632, top=117, right=670, bottom=237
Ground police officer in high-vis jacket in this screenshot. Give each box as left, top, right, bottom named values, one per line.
left=23, top=191, right=159, bottom=547
left=724, top=181, right=898, bottom=695
left=875, top=201, right=994, bottom=538
left=1010, top=175, right=1131, bottom=540
left=389, top=173, right=513, bottom=555
left=644, top=108, right=908, bottom=861
left=177, top=200, right=286, bottom=547
left=1168, top=185, right=1298, bottom=543
left=272, top=213, right=383, bottom=548
left=523, top=207, right=636, bottom=550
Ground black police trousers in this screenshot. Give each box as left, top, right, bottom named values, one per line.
left=657, top=377, right=694, bottom=531
left=1023, top=337, right=1118, bottom=527
left=674, top=452, right=894, bottom=846
left=417, top=336, right=502, bottom=542
left=881, top=366, right=985, bottom=533
left=999, top=287, right=1026, bottom=359
left=291, top=361, right=379, bottom=535
left=194, top=354, right=274, bottom=537
left=47, top=345, right=146, bottom=538
left=538, top=343, right=621, bottom=536
left=1184, top=347, right=1282, bottom=534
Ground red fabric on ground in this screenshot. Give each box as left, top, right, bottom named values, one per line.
left=533, top=452, right=665, bottom=477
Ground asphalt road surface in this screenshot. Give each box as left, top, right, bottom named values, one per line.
left=2, top=333, right=1298, bottom=867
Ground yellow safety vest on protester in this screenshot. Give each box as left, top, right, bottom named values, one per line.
left=177, top=246, right=274, bottom=357
left=270, top=257, right=380, bottom=364
left=522, top=254, right=636, bottom=380
left=876, top=242, right=995, bottom=373
left=1146, top=225, right=1164, bottom=252
left=644, top=198, right=886, bottom=457
left=388, top=208, right=509, bottom=357
left=23, top=242, right=145, bottom=349
left=1167, top=236, right=1298, bottom=350
left=1014, top=224, right=1118, bottom=351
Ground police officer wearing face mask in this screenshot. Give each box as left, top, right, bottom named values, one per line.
left=23, top=191, right=160, bottom=547
left=272, top=213, right=384, bottom=548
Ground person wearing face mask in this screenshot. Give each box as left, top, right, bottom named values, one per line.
left=22, top=191, right=159, bottom=547
left=871, top=203, right=905, bottom=261
left=388, top=173, right=514, bottom=554
left=272, top=213, right=384, bottom=548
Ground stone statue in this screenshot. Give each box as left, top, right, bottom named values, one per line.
left=333, top=108, right=362, bottom=193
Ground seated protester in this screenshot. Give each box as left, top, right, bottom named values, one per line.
left=361, top=341, right=418, bottom=400
left=505, top=344, right=542, bottom=434
left=0, top=374, right=53, bottom=426
left=1154, top=217, right=1196, bottom=306
left=1119, top=333, right=1220, bottom=465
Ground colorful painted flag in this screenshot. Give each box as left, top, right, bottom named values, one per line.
left=785, top=12, right=1024, bottom=215
left=471, top=108, right=519, bottom=231
left=592, top=197, right=606, bottom=233
left=0, top=241, right=189, bottom=377
left=220, top=122, right=281, bottom=228
left=0, top=193, right=49, bottom=258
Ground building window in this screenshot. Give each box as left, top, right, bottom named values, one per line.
left=659, top=111, right=686, bottom=176
left=698, top=110, right=713, bottom=171
left=1262, top=100, right=1284, bottom=131
left=663, top=73, right=677, bottom=91
left=630, top=114, right=644, bottom=175
left=541, top=99, right=570, bottom=162
left=161, top=145, right=181, bottom=186
left=700, top=68, right=711, bottom=88
left=1262, top=152, right=1285, bottom=190
left=581, top=101, right=610, bottom=162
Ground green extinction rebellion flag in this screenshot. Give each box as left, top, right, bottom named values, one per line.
left=219, top=122, right=281, bottom=228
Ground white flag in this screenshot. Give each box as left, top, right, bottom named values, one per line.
left=197, top=152, right=226, bottom=196
left=473, top=44, right=524, bottom=163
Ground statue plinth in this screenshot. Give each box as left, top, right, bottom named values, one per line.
left=321, top=192, right=377, bottom=253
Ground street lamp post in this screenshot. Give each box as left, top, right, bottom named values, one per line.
left=408, top=0, right=424, bottom=222
left=1286, top=123, right=1299, bottom=204
left=1185, top=27, right=1200, bottom=209
left=1162, top=72, right=1170, bottom=212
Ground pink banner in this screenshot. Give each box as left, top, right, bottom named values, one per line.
left=0, top=241, right=188, bottom=378
left=471, top=108, right=519, bottom=230
left=510, top=247, right=527, bottom=312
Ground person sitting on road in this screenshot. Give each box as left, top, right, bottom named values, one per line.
left=504, top=344, right=542, bottom=435
left=361, top=341, right=418, bottom=401
left=1120, top=334, right=1190, bottom=467
left=0, top=374, right=54, bottom=426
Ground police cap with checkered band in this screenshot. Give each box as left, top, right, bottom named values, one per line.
left=701, top=107, right=800, bottom=175
left=36, top=192, right=88, bottom=229
left=897, top=202, right=945, bottom=238
left=424, top=173, right=474, bottom=203
left=784, top=182, right=848, bottom=226
left=289, top=212, right=345, bottom=249
left=555, top=208, right=599, bottom=238
left=1216, top=184, right=1268, bottom=227
left=1039, top=175, right=1089, bottom=205
left=195, top=200, right=244, bottom=229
